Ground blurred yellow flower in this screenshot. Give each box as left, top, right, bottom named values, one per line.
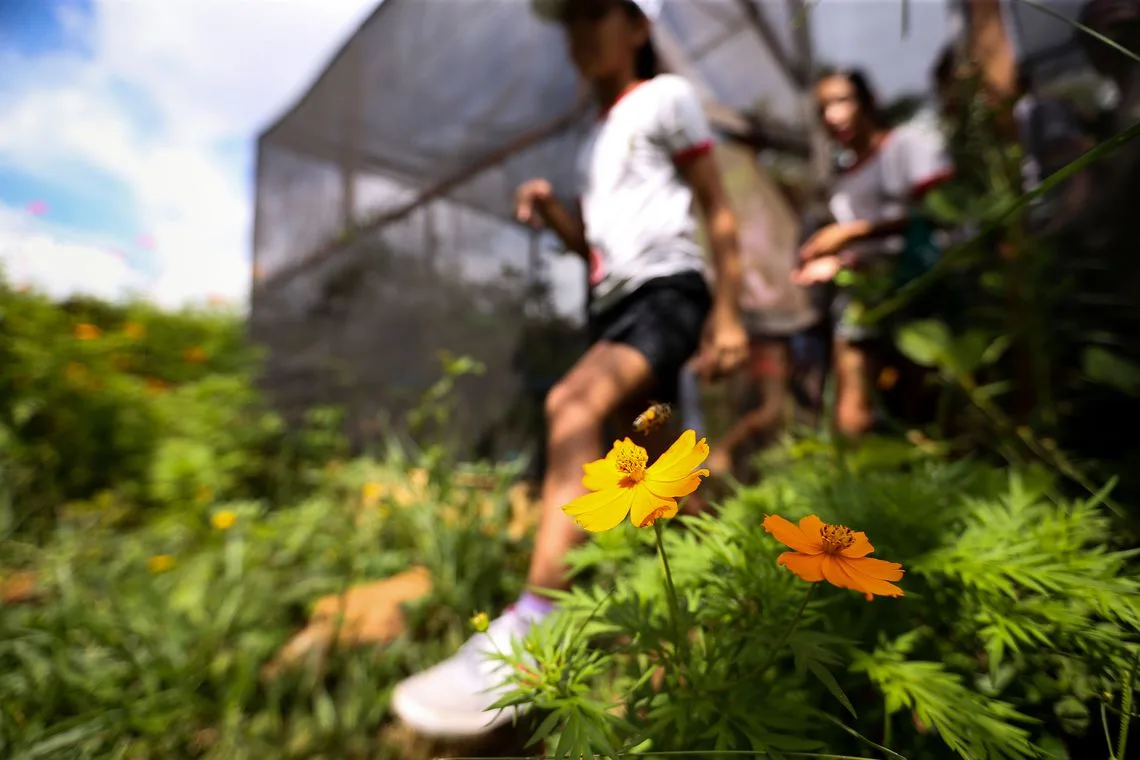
left=122, top=321, right=146, bottom=340
left=563, top=429, right=710, bottom=533
left=361, top=481, right=385, bottom=506
left=211, top=510, right=236, bottom=531
left=409, top=467, right=429, bottom=489
left=393, top=485, right=416, bottom=507
left=184, top=346, right=208, bottom=364
left=147, top=554, right=175, bottom=574
left=74, top=323, right=101, bottom=340
left=471, top=611, right=489, bottom=632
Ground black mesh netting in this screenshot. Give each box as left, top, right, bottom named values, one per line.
left=249, top=0, right=1133, bottom=460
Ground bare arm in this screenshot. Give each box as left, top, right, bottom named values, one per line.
left=679, top=151, right=748, bottom=379
left=536, top=198, right=589, bottom=260
left=515, top=179, right=589, bottom=260
left=679, top=153, right=742, bottom=324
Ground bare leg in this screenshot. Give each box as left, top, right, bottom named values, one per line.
left=833, top=338, right=877, bottom=440
left=391, top=346, right=657, bottom=738
left=526, top=341, right=655, bottom=592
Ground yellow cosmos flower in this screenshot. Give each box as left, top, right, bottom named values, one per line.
left=563, top=429, right=710, bottom=533
left=210, top=510, right=236, bottom=531
left=147, top=554, right=175, bottom=574
left=361, top=481, right=385, bottom=506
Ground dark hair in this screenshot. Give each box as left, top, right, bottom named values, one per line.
left=816, top=67, right=884, bottom=127
left=621, top=0, right=659, bottom=79
left=933, top=45, right=957, bottom=89
left=1077, top=0, right=1140, bottom=72
left=1079, top=0, right=1140, bottom=38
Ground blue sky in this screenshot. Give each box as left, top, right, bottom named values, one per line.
left=0, top=0, right=92, bottom=56
left=0, top=0, right=377, bottom=305
left=0, top=0, right=953, bottom=307
left=0, top=0, right=124, bottom=236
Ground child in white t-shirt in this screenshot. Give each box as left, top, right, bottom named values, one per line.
left=392, top=0, right=747, bottom=738
left=794, top=68, right=954, bottom=438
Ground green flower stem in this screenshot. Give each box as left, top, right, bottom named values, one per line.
left=755, top=583, right=816, bottom=678
left=709, top=579, right=818, bottom=695
left=654, top=520, right=687, bottom=666
left=1118, top=649, right=1139, bottom=760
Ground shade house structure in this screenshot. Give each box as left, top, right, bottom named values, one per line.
left=249, top=0, right=826, bottom=461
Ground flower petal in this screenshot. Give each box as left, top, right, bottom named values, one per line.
left=819, top=554, right=864, bottom=595
left=777, top=551, right=825, bottom=582
left=629, top=485, right=678, bottom=528
left=822, top=555, right=904, bottom=598
left=562, top=487, right=634, bottom=533
left=763, top=515, right=823, bottom=554
left=845, top=556, right=905, bottom=583
left=797, top=515, right=826, bottom=545
left=647, top=430, right=709, bottom=480
left=840, top=531, right=875, bottom=559
left=644, top=467, right=710, bottom=499
left=581, top=456, right=622, bottom=491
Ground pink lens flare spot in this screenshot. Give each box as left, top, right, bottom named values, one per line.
left=136, top=234, right=156, bottom=249
left=26, top=200, right=49, bottom=216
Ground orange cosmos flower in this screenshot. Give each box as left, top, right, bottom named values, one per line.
left=184, top=346, right=208, bottom=364
left=763, top=514, right=904, bottom=600
left=562, top=429, right=710, bottom=533
left=122, top=321, right=146, bottom=340
left=74, top=323, right=101, bottom=340
left=145, top=378, right=169, bottom=394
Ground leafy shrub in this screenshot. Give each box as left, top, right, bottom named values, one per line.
left=0, top=284, right=346, bottom=539
left=0, top=455, right=532, bottom=759
left=497, top=439, right=1139, bottom=760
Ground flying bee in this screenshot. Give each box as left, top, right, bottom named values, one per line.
left=632, top=402, right=672, bottom=435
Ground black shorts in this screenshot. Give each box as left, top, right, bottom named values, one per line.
left=588, top=271, right=711, bottom=404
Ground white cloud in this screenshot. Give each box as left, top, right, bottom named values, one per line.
left=0, top=0, right=379, bottom=308
left=0, top=203, right=148, bottom=302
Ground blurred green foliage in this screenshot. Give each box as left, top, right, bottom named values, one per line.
left=0, top=284, right=347, bottom=541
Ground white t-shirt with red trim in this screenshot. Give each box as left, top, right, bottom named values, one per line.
left=827, top=120, right=953, bottom=263
left=576, top=74, right=713, bottom=315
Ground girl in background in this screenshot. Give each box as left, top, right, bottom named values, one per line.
left=794, top=69, right=954, bottom=439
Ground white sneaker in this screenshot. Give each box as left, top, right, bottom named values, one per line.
left=391, top=609, right=535, bottom=738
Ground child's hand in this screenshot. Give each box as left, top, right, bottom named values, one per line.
left=700, top=311, right=748, bottom=381
left=792, top=255, right=843, bottom=286
left=515, top=179, right=554, bottom=228
left=798, top=222, right=858, bottom=261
